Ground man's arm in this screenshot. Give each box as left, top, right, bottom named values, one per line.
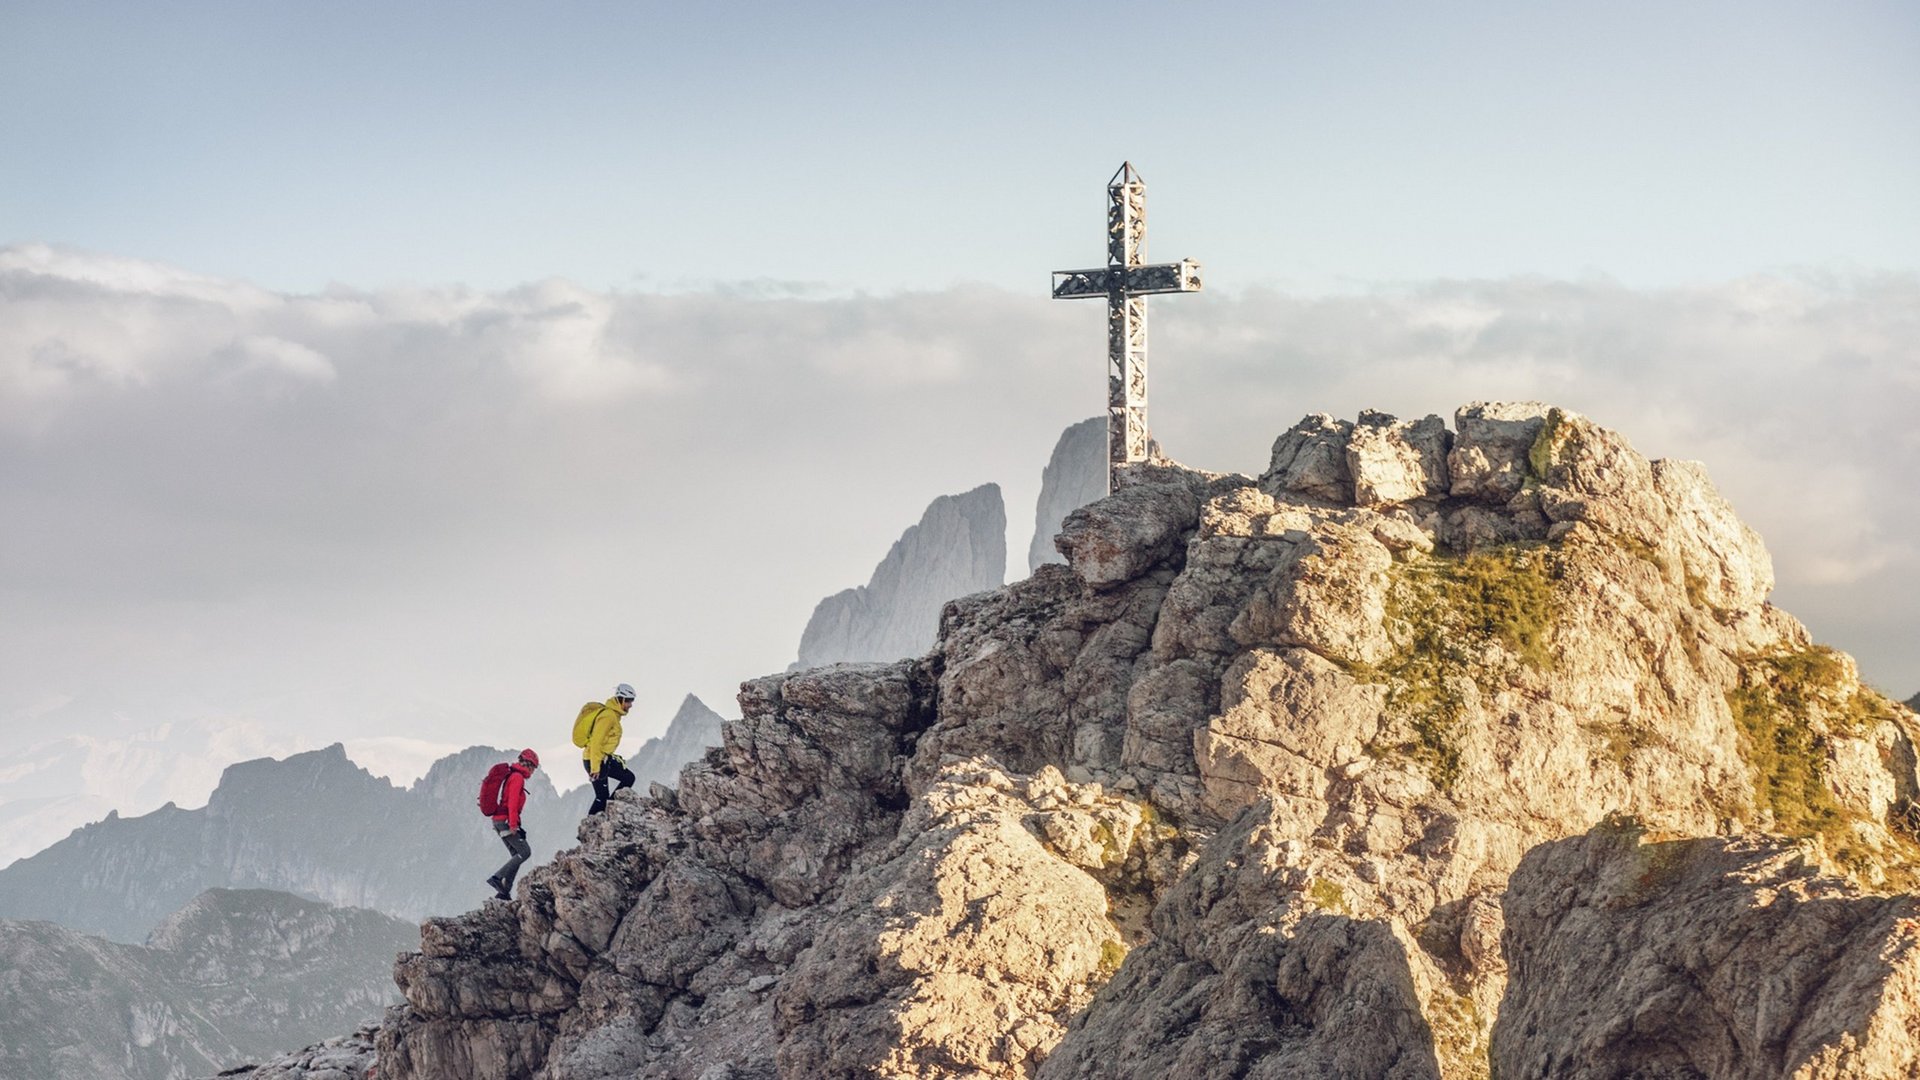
left=585, top=707, right=612, bottom=775
left=505, top=771, right=526, bottom=831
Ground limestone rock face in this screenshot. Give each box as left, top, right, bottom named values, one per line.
left=1449, top=400, right=1552, bottom=503
left=1029, top=417, right=1109, bottom=573
left=796, top=483, right=1007, bottom=667
left=1494, top=827, right=1920, bottom=1079
left=326, top=404, right=1919, bottom=1079
left=1262, top=412, right=1355, bottom=504
left=0, top=889, right=411, bottom=1080
left=0, top=744, right=591, bottom=941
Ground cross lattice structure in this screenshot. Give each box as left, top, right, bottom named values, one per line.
left=1052, top=162, right=1203, bottom=493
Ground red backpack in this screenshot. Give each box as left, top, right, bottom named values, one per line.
left=477, top=762, right=514, bottom=817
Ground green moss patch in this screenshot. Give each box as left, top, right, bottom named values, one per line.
left=1306, top=877, right=1349, bottom=914
left=1424, top=988, right=1490, bottom=1080
left=1729, top=646, right=1916, bottom=884
left=1525, top=406, right=1574, bottom=484
left=1354, top=545, right=1563, bottom=789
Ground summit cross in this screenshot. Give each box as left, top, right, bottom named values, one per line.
left=1052, top=162, right=1203, bottom=493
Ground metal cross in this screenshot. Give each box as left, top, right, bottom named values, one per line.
left=1052, top=162, right=1203, bottom=493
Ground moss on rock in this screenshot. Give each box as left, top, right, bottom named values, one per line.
left=1354, top=544, right=1563, bottom=789
left=1729, top=646, right=1917, bottom=886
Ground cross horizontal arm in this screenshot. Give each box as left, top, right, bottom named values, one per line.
left=1051, top=259, right=1204, bottom=299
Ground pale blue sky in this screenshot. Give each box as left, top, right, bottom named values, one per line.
left=4, top=1, right=1915, bottom=293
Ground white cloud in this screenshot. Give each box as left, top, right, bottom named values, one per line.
left=225, top=335, right=338, bottom=383
left=2, top=245, right=1916, bottom=817
left=340, top=736, right=469, bottom=787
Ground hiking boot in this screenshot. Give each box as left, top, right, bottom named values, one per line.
left=486, top=876, right=511, bottom=901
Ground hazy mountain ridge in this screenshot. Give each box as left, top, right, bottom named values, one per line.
left=0, top=888, right=412, bottom=1080
left=0, top=743, right=592, bottom=941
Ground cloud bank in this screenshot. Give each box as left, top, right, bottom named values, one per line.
left=4, top=245, right=1916, bottom=782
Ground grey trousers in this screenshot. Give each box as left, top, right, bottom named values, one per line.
left=492, top=820, right=531, bottom=887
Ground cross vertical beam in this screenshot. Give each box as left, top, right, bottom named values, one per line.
left=1052, top=162, right=1203, bottom=492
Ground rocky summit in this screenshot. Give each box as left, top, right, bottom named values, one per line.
left=260, top=403, right=1920, bottom=1079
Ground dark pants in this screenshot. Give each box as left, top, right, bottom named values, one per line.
left=585, top=755, right=635, bottom=814
left=492, top=820, right=531, bottom=888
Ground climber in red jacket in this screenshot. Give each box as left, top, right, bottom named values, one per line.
left=485, top=749, right=540, bottom=901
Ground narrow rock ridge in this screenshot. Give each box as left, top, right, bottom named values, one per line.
left=294, top=403, right=1918, bottom=1079
left=796, top=482, right=1007, bottom=668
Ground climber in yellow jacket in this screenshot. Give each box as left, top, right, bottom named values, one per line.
left=580, top=682, right=637, bottom=815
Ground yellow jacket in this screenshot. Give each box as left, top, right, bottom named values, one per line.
left=582, top=698, right=628, bottom=773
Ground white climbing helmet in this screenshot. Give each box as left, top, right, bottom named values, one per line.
left=614, top=682, right=636, bottom=701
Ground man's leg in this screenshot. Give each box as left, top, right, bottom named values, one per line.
left=585, top=758, right=612, bottom=815
left=490, top=821, right=530, bottom=895
left=606, top=756, right=636, bottom=798
left=498, top=827, right=531, bottom=888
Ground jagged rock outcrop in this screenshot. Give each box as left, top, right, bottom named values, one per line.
left=0, top=889, right=411, bottom=1080
left=795, top=483, right=1006, bottom=667
left=304, top=403, right=1919, bottom=1079
left=1908, top=691, right=1919, bottom=712
left=0, top=744, right=591, bottom=941
left=1028, top=417, right=1108, bottom=573
left=623, top=694, right=725, bottom=790
left=1494, top=825, right=1920, bottom=1078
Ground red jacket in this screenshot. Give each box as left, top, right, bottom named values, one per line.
left=491, top=763, right=531, bottom=830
